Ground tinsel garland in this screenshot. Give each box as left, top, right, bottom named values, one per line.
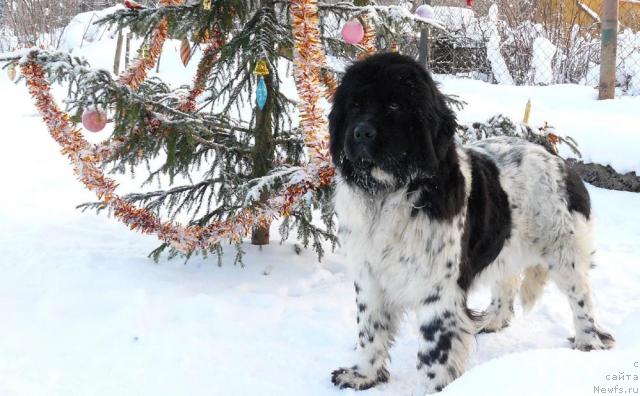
left=178, top=26, right=224, bottom=113
left=320, top=69, right=337, bottom=101
left=20, top=49, right=333, bottom=253
left=18, top=0, right=338, bottom=254
left=118, top=0, right=182, bottom=90
left=117, top=19, right=167, bottom=89
left=290, top=0, right=333, bottom=166
left=359, top=15, right=376, bottom=56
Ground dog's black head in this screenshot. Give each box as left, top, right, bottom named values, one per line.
left=329, top=53, right=457, bottom=194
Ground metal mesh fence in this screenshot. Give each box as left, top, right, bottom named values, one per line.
left=422, top=0, right=640, bottom=95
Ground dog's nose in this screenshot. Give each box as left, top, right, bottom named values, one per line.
left=353, top=122, right=377, bottom=142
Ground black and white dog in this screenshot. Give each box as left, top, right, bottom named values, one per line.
left=329, top=53, right=614, bottom=394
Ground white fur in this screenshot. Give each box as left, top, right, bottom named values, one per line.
left=332, top=137, right=613, bottom=394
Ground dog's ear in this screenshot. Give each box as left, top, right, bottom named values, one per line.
left=414, top=65, right=457, bottom=169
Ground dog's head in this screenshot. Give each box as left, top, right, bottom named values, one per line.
left=329, top=53, right=457, bottom=194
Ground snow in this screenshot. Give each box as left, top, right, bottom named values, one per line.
left=58, top=6, right=125, bottom=52
left=432, top=6, right=476, bottom=34
left=531, top=37, right=556, bottom=85
left=436, top=76, right=640, bottom=174
left=484, top=5, right=514, bottom=85
left=2, top=8, right=640, bottom=396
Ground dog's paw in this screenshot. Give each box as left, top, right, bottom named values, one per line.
left=477, top=318, right=511, bottom=334
left=569, top=334, right=615, bottom=352
left=595, top=329, right=616, bottom=349
left=331, top=366, right=389, bottom=390
left=569, top=328, right=615, bottom=351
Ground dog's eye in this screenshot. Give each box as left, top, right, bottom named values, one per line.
left=388, top=102, right=400, bottom=111
left=351, top=101, right=361, bottom=109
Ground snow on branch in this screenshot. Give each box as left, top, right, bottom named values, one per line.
left=576, top=1, right=600, bottom=23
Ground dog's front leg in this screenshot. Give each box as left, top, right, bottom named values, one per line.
left=331, top=264, right=400, bottom=390
left=413, top=289, right=474, bottom=394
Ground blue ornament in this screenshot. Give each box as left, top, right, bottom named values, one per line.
left=256, top=76, right=267, bottom=110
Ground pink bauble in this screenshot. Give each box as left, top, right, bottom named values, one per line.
left=82, top=109, right=107, bottom=133
left=341, top=20, right=364, bottom=44
left=415, top=4, right=435, bottom=19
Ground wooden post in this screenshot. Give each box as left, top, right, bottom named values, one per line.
left=113, top=29, right=123, bottom=75
left=124, top=32, right=132, bottom=68
left=416, top=0, right=432, bottom=69
left=598, top=0, right=618, bottom=100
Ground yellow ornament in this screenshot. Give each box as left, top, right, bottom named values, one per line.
left=253, top=59, right=269, bottom=76
left=202, top=0, right=211, bottom=10
left=140, top=44, right=150, bottom=58
left=7, top=64, right=17, bottom=81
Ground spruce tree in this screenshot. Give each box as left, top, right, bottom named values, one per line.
left=5, top=0, right=445, bottom=264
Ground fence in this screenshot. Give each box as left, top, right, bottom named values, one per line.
left=421, top=0, right=640, bottom=96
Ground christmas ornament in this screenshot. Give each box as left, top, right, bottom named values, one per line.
left=341, top=20, right=364, bottom=44
left=82, top=108, right=107, bottom=132
left=124, top=0, right=145, bottom=9
left=415, top=4, right=435, bottom=19
left=253, top=59, right=269, bottom=110
left=467, top=0, right=473, bottom=6
left=254, top=59, right=269, bottom=76
left=390, top=41, right=398, bottom=53
left=20, top=0, right=335, bottom=255
left=7, top=63, right=17, bottom=81
left=180, top=38, right=192, bottom=66
left=203, top=0, right=211, bottom=10
left=256, top=77, right=267, bottom=110
left=140, top=44, right=150, bottom=58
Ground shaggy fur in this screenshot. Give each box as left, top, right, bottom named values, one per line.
left=329, top=53, right=614, bottom=394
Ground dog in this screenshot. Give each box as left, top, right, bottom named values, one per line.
left=328, top=53, right=614, bottom=394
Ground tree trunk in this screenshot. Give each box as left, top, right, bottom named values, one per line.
left=251, top=67, right=275, bottom=246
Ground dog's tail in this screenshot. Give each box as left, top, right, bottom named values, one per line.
left=519, top=265, right=549, bottom=311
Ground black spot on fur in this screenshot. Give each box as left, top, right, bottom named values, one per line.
left=358, top=303, right=367, bottom=312
left=458, top=150, right=512, bottom=291
left=577, top=299, right=585, bottom=308
left=423, top=294, right=441, bottom=305
left=562, top=162, right=591, bottom=219
left=420, top=319, right=443, bottom=342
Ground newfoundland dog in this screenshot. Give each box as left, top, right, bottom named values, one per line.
left=329, top=53, right=614, bottom=394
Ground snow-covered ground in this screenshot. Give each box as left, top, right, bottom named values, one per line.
left=2, top=10, right=640, bottom=395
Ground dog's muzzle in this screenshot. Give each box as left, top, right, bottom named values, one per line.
left=347, top=121, right=377, bottom=162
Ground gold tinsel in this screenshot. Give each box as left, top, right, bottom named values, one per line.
left=359, top=15, right=376, bottom=57
left=20, top=0, right=337, bottom=254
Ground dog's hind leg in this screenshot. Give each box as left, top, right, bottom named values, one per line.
left=520, top=264, right=549, bottom=311
left=545, top=216, right=615, bottom=351
left=478, top=275, right=520, bottom=333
